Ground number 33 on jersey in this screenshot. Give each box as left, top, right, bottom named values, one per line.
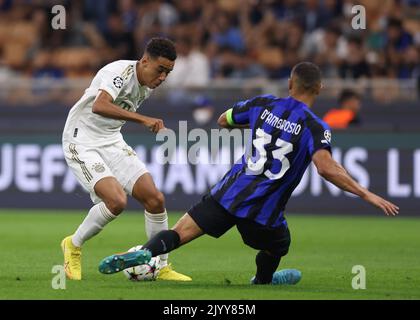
left=211, top=95, right=332, bottom=228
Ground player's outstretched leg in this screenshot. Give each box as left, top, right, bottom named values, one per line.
left=98, top=249, right=152, bottom=274
left=142, top=229, right=192, bottom=281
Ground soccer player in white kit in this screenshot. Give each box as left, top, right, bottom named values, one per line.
left=61, top=38, right=191, bottom=281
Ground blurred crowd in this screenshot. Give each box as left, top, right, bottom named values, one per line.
left=0, top=0, right=419, bottom=86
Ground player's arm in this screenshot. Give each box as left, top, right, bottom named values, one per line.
left=217, top=109, right=249, bottom=128
left=312, top=149, right=399, bottom=216
left=92, top=90, right=164, bottom=133
left=218, top=95, right=276, bottom=128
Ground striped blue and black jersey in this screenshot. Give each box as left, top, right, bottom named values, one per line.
left=211, top=95, right=332, bottom=228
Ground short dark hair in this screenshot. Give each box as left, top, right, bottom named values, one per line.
left=339, top=89, right=360, bottom=105
left=145, top=37, right=177, bottom=61
left=291, top=62, right=322, bottom=94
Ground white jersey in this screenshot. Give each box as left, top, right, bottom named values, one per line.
left=63, top=60, right=153, bottom=146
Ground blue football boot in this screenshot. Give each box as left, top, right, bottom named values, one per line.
left=251, top=269, right=302, bottom=285
left=98, top=249, right=152, bottom=274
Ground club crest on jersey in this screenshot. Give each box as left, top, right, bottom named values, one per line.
left=93, top=163, right=105, bottom=173
left=322, top=130, right=332, bottom=144
left=113, top=76, right=124, bottom=89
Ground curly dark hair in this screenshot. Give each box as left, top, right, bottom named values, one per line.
left=145, top=37, right=177, bottom=61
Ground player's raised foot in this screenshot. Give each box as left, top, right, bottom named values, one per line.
left=157, top=264, right=192, bottom=281
left=98, top=249, right=152, bottom=275
left=271, top=269, right=302, bottom=285
left=61, top=236, right=82, bottom=280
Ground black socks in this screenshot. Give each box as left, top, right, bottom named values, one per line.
left=142, top=230, right=181, bottom=257
left=143, top=231, right=281, bottom=284
left=254, top=250, right=281, bottom=284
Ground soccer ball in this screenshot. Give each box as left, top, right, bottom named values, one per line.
left=122, top=245, right=161, bottom=281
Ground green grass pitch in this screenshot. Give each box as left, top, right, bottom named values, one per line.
left=0, top=210, right=419, bottom=300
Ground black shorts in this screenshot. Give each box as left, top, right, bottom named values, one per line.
left=188, top=194, right=291, bottom=257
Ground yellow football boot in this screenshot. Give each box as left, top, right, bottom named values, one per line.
left=61, top=236, right=82, bottom=280
left=157, top=264, right=192, bottom=281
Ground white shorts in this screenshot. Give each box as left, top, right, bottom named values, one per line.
left=63, top=140, right=148, bottom=204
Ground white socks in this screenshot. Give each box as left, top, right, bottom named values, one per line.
left=72, top=202, right=117, bottom=247
left=144, top=210, right=169, bottom=267
left=70, top=204, right=169, bottom=268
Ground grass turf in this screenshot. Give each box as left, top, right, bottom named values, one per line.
left=0, top=210, right=419, bottom=300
